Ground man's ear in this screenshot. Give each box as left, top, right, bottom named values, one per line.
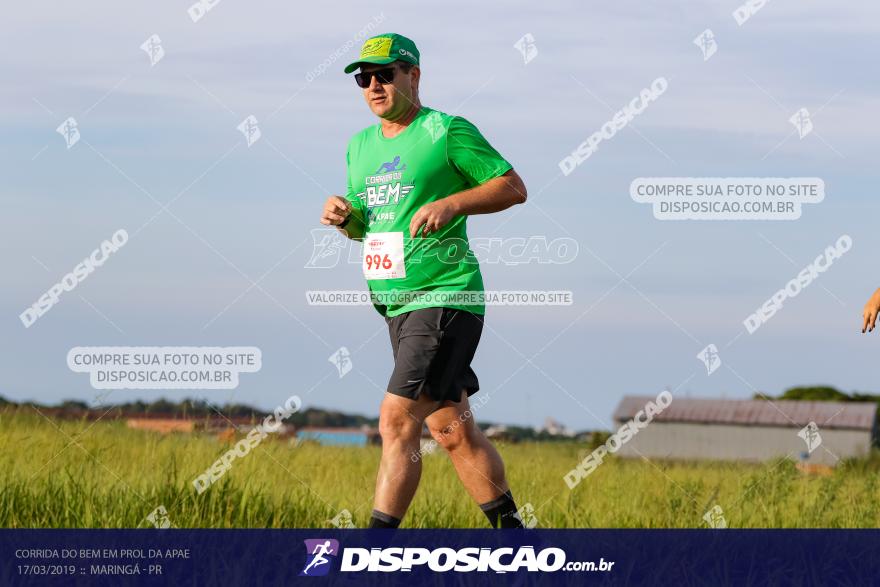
left=411, top=66, right=421, bottom=92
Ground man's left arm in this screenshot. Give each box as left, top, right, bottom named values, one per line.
left=409, top=116, right=527, bottom=238
left=409, top=170, right=526, bottom=237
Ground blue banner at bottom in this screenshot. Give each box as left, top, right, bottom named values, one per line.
left=2, top=529, right=878, bottom=585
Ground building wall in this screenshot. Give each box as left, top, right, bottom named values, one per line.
left=615, top=422, right=871, bottom=465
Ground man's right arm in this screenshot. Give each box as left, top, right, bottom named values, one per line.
left=321, top=143, right=366, bottom=240
left=320, top=195, right=365, bottom=240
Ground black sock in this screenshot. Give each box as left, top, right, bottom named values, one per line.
left=480, top=490, right=523, bottom=528
left=368, top=510, right=401, bottom=529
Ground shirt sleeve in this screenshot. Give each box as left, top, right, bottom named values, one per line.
left=446, top=116, right=513, bottom=187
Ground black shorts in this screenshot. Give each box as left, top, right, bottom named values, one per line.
left=385, top=307, right=484, bottom=403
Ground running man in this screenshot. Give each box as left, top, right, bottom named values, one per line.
left=320, top=33, right=527, bottom=529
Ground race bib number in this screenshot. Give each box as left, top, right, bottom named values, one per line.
left=363, top=232, right=406, bottom=280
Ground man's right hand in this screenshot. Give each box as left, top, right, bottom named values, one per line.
left=320, top=196, right=352, bottom=226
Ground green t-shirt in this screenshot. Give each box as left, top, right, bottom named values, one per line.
left=345, top=106, right=512, bottom=317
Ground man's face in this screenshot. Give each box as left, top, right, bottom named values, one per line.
left=359, top=62, right=419, bottom=120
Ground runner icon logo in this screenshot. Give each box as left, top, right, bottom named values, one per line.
left=305, top=228, right=348, bottom=269
left=328, top=347, right=353, bottom=378
left=422, top=111, right=447, bottom=143
left=56, top=117, right=80, bottom=149
left=237, top=115, right=261, bottom=147
left=300, top=539, right=339, bottom=577
left=789, top=108, right=813, bottom=139
left=513, top=33, right=538, bottom=64
left=696, top=344, right=721, bottom=375
left=516, top=503, right=539, bottom=528
left=329, top=509, right=357, bottom=529
left=375, top=155, right=406, bottom=173
left=693, top=29, right=717, bottom=61
left=140, top=34, right=165, bottom=67
left=703, top=505, right=727, bottom=529
left=798, top=422, right=822, bottom=454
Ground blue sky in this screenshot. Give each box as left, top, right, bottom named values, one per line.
left=3, top=1, right=880, bottom=429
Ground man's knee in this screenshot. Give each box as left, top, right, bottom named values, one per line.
left=429, top=420, right=476, bottom=453
left=379, top=404, right=422, bottom=444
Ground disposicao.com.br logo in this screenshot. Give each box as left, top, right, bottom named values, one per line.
left=300, top=539, right=339, bottom=577
left=299, top=539, right=614, bottom=575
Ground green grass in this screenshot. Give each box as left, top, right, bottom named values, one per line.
left=3, top=407, right=880, bottom=528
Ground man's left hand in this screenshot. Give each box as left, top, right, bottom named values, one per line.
left=409, top=199, right=457, bottom=238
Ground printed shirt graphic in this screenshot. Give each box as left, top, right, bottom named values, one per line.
left=345, top=107, right=512, bottom=317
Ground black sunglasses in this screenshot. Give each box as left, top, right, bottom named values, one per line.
left=354, top=67, right=397, bottom=89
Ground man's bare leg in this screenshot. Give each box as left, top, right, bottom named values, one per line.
left=425, top=392, right=522, bottom=527
left=371, top=391, right=440, bottom=525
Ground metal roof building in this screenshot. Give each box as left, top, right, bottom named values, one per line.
left=611, top=396, right=878, bottom=466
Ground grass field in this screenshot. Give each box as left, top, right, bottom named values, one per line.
left=3, top=407, right=880, bottom=528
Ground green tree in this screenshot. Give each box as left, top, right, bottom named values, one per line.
left=779, top=386, right=849, bottom=402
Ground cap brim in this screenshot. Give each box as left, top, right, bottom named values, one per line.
left=343, top=56, right=397, bottom=74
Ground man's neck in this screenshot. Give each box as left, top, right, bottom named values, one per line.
left=380, top=102, right=422, bottom=138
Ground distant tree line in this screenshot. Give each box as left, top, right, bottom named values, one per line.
left=0, top=395, right=379, bottom=429
left=0, top=395, right=599, bottom=441
left=756, top=386, right=880, bottom=404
